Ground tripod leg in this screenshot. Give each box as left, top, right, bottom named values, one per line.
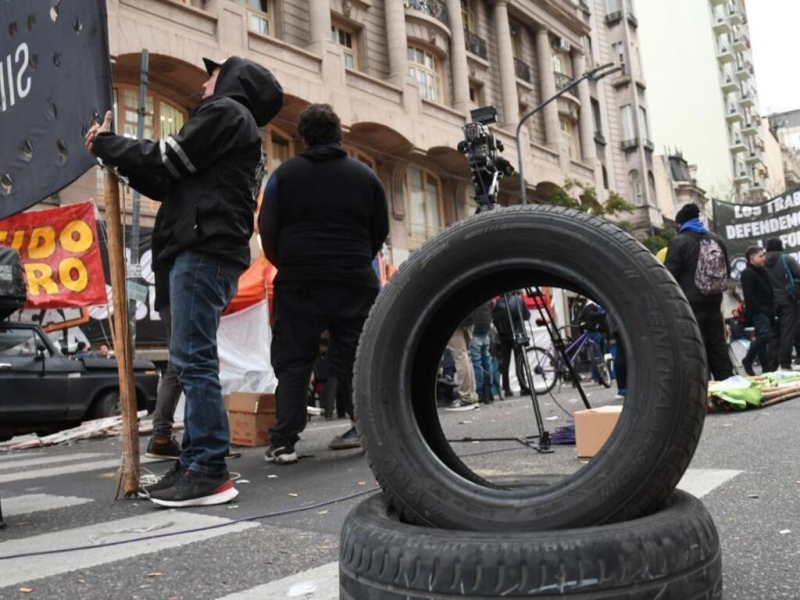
left=516, top=342, right=553, bottom=453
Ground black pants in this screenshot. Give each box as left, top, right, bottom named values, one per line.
left=775, top=301, right=798, bottom=369
left=497, top=338, right=527, bottom=392
left=693, top=304, right=734, bottom=380
left=269, top=281, right=378, bottom=446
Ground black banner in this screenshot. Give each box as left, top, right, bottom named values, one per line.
left=0, top=0, right=113, bottom=219
left=713, top=184, right=800, bottom=281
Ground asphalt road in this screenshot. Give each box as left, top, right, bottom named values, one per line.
left=0, top=382, right=798, bottom=599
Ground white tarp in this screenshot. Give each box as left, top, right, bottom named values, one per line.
left=218, top=300, right=277, bottom=394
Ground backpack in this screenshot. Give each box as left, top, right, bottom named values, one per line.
left=781, top=255, right=799, bottom=303
left=694, top=236, right=728, bottom=295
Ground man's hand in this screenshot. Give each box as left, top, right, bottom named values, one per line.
left=84, top=110, right=113, bottom=155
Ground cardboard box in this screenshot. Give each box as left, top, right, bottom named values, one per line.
left=224, top=393, right=276, bottom=447
left=574, top=405, right=622, bottom=458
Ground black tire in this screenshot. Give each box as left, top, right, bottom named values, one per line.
left=89, top=391, right=121, bottom=420
left=518, top=346, right=557, bottom=393
left=355, top=205, right=707, bottom=531
left=340, top=491, right=722, bottom=599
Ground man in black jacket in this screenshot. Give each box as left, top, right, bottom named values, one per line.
left=740, top=246, right=777, bottom=375
left=763, top=238, right=800, bottom=370
left=86, top=56, right=284, bottom=506
left=258, top=104, right=389, bottom=463
left=665, top=203, right=734, bottom=380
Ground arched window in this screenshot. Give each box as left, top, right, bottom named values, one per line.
left=408, top=45, right=442, bottom=103
left=342, top=144, right=377, bottom=171
left=628, top=169, right=643, bottom=206
left=407, top=167, right=443, bottom=246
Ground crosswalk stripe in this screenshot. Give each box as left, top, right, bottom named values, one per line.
left=677, top=468, right=742, bottom=499
left=2, top=494, right=93, bottom=516
left=0, top=452, right=44, bottom=462
left=0, top=511, right=259, bottom=587
left=0, top=453, right=106, bottom=472
left=0, top=456, right=164, bottom=484
left=216, top=561, right=339, bottom=600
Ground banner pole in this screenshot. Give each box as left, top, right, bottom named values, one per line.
left=103, top=169, right=140, bottom=498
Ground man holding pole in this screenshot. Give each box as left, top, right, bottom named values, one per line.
left=86, top=56, right=283, bottom=507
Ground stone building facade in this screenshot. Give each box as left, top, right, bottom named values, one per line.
left=57, top=0, right=660, bottom=264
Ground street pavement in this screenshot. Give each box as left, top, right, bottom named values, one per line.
left=0, top=381, right=798, bottom=600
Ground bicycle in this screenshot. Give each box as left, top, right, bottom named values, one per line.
left=519, top=323, right=612, bottom=394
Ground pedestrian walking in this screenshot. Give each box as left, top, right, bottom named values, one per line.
left=740, top=246, right=777, bottom=375
left=763, top=238, right=800, bottom=370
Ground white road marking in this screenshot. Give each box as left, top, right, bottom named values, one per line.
left=216, top=561, right=339, bottom=600
left=0, top=510, right=259, bottom=587
left=2, top=494, right=93, bottom=516
left=677, top=468, right=742, bottom=498
left=0, top=453, right=106, bottom=472
left=0, top=456, right=162, bottom=484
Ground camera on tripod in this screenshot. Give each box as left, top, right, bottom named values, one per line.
left=457, top=106, right=514, bottom=212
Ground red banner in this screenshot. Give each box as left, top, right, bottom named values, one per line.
left=0, top=201, right=107, bottom=308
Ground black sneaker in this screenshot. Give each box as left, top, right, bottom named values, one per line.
left=263, top=442, right=297, bottom=464
left=139, top=461, right=185, bottom=498
left=444, top=400, right=478, bottom=412
left=145, top=436, right=181, bottom=460
left=329, top=426, right=361, bottom=450
left=149, top=470, right=238, bottom=508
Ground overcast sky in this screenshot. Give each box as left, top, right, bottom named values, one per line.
left=747, top=0, right=797, bottom=115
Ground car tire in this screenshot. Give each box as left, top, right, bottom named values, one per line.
left=355, top=205, right=708, bottom=531
left=340, top=491, right=722, bottom=600
left=89, top=391, right=121, bottom=420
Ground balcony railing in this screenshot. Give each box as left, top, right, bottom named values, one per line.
left=464, top=29, right=487, bottom=59
left=554, top=71, right=573, bottom=92
left=403, top=0, right=449, bottom=28
left=606, top=10, right=623, bottom=25
left=594, top=132, right=606, bottom=145
left=514, top=58, right=531, bottom=83
left=627, top=12, right=638, bottom=27
left=579, top=0, right=591, bottom=15
left=642, top=139, right=655, bottom=152
left=621, top=138, right=639, bottom=151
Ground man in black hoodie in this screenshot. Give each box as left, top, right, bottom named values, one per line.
left=86, top=56, right=284, bottom=507
left=763, top=238, right=800, bottom=370
left=258, top=104, right=389, bottom=463
left=740, top=246, right=776, bottom=375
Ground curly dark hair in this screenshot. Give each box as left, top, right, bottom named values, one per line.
left=297, top=103, right=342, bottom=146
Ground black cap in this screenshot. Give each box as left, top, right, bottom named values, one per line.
left=202, top=57, right=224, bottom=76
left=675, top=203, right=701, bottom=225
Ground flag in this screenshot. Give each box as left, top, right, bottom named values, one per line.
left=0, top=0, right=113, bottom=220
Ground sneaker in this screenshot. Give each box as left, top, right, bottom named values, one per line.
left=329, top=426, right=362, bottom=450
left=741, top=359, right=755, bottom=376
left=614, top=388, right=627, bottom=401
left=139, top=461, right=185, bottom=497
left=145, top=436, right=181, bottom=460
left=503, top=389, right=514, bottom=398
left=263, top=442, right=297, bottom=464
left=149, top=470, right=238, bottom=508
left=445, top=400, right=479, bottom=412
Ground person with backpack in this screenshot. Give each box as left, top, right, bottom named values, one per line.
left=665, top=203, right=734, bottom=380
left=763, top=238, right=800, bottom=370
left=740, top=246, right=777, bottom=375
left=492, top=291, right=531, bottom=397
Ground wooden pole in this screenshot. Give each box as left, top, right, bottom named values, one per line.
left=103, top=170, right=140, bottom=498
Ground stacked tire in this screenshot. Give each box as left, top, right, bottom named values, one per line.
left=342, top=206, right=722, bottom=599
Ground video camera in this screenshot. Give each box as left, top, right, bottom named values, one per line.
left=457, top=106, right=514, bottom=212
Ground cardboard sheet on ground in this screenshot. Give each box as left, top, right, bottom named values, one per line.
left=218, top=300, right=277, bottom=394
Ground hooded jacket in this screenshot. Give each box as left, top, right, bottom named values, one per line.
left=764, top=251, right=800, bottom=305
left=664, top=219, right=730, bottom=307
left=258, top=144, right=389, bottom=289
left=94, top=57, right=284, bottom=275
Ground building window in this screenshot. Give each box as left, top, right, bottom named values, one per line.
left=629, top=169, right=644, bottom=206
left=591, top=98, right=603, bottom=138
left=238, top=0, right=271, bottom=35
left=461, top=0, right=474, bottom=32
left=408, top=45, right=442, bottom=103
left=343, top=144, right=377, bottom=171
left=638, top=107, right=649, bottom=141
left=607, top=0, right=621, bottom=13
left=469, top=80, right=483, bottom=105
left=265, top=127, right=294, bottom=173
left=114, top=87, right=187, bottom=140
left=407, top=167, right=443, bottom=244
left=331, top=23, right=358, bottom=69
left=583, top=35, right=595, bottom=68
left=621, top=104, right=635, bottom=142
left=560, top=117, right=579, bottom=160
left=612, top=41, right=626, bottom=72
left=510, top=22, right=523, bottom=59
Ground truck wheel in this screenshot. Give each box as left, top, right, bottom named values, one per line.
left=354, top=205, right=708, bottom=531
left=90, top=391, right=121, bottom=420
left=340, top=491, right=722, bottom=599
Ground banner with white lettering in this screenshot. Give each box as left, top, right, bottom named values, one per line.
left=0, top=0, right=113, bottom=220
left=713, top=184, right=800, bottom=281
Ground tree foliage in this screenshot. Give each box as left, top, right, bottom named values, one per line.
left=542, top=178, right=635, bottom=217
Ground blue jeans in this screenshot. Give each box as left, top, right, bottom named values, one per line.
left=169, top=251, right=242, bottom=476
left=469, top=333, right=493, bottom=400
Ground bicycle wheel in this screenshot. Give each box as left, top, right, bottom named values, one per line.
left=589, top=345, right=612, bottom=388
left=521, top=346, right=557, bottom=393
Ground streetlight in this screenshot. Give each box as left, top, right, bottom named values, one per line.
left=515, top=62, right=621, bottom=204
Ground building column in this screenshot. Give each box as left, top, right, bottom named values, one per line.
left=536, top=28, right=560, bottom=149
left=385, top=0, right=409, bottom=88
left=493, top=0, right=518, bottom=126
left=573, top=52, right=596, bottom=164
left=446, top=0, right=470, bottom=113
left=308, top=1, right=331, bottom=45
